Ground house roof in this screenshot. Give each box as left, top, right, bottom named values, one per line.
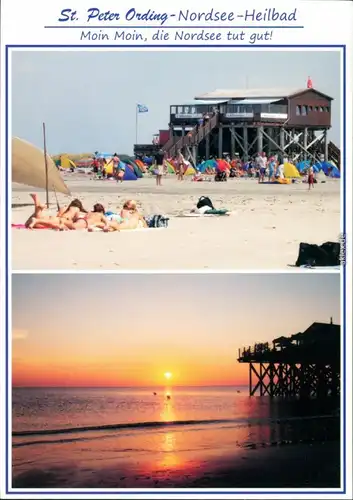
left=195, top=88, right=333, bottom=101
left=273, top=336, right=292, bottom=344
left=302, top=322, right=340, bottom=337
left=174, top=99, right=228, bottom=106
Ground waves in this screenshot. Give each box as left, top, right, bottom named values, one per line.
left=13, top=418, right=235, bottom=437
left=13, top=413, right=338, bottom=438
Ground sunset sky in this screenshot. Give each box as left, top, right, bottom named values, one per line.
left=12, top=273, right=340, bottom=387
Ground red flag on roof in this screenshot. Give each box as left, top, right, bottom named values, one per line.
left=307, top=77, right=313, bottom=89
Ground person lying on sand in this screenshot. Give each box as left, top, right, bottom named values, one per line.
left=107, top=200, right=147, bottom=231
left=86, top=204, right=110, bottom=232
left=25, top=194, right=88, bottom=230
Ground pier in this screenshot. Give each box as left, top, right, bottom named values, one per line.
left=134, top=85, right=340, bottom=167
left=238, top=319, right=340, bottom=398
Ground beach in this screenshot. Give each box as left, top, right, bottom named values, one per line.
left=12, top=387, right=340, bottom=489
left=12, top=176, right=340, bottom=270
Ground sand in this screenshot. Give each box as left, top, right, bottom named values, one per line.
left=13, top=434, right=340, bottom=489
left=11, top=175, right=341, bottom=270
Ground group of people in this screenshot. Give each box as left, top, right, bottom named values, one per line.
left=251, top=152, right=315, bottom=189
left=25, top=194, right=147, bottom=231
left=92, top=153, right=125, bottom=182
left=153, top=149, right=187, bottom=186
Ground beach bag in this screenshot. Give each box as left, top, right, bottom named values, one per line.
left=215, top=171, right=227, bottom=182
left=295, top=241, right=340, bottom=267
left=145, top=215, right=169, bottom=228
left=196, top=196, right=214, bottom=210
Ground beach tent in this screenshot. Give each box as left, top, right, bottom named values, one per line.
left=317, top=161, right=337, bottom=176
left=329, top=166, right=341, bottom=179
left=123, top=164, right=138, bottom=181
left=104, top=157, right=114, bottom=175
left=165, top=160, right=175, bottom=174
left=216, top=159, right=230, bottom=172
left=97, top=152, right=114, bottom=159
left=184, top=165, right=196, bottom=175
left=198, top=159, right=217, bottom=173
left=143, top=156, right=153, bottom=165
left=135, top=159, right=147, bottom=172
left=76, top=158, right=94, bottom=167
left=283, top=162, right=301, bottom=178
left=60, top=155, right=77, bottom=169
left=127, top=159, right=143, bottom=178
left=296, top=160, right=310, bottom=173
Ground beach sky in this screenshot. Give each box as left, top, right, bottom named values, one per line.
left=12, top=273, right=340, bottom=388
left=11, top=50, right=341, bottom=154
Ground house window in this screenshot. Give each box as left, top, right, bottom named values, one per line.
left=308, top=106, right=313, bottom=112
left=326, top=106, right=330, bottom=112
left=296, top=105, right=301, bottom=116
left=319, top=106, right=323, bottom=112
left=301, top=106, right=308, bottom=116
left=315, top=106, right=319, bottom=112
left=184, top=106, right=189, bottom=114
left=171, top=106, right=176, bottom=114
left=191, top=107, right=196, bottom=114
left=177, top=106, right=183, bottom=114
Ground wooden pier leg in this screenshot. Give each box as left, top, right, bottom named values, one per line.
left=280, top=128, right=285, bottom=162
left=243, top=126, right=248, bottom=162
left=231, top=125, right=235, bottom=159
left=249, top=363, right=252, bottom=396
left=324, top=129, right=328, bottom=161
left=257, top=126, right=263, bottom=153
left=205, top=134, right=210, bottom=160
left=304, top=127, right=308, bottom=161
left=218, top=125, right=223, bottom=158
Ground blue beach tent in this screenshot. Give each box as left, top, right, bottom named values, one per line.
left=123, top=165, right=138, bottom=181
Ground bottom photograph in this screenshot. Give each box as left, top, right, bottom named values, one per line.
left=11, top=273, right=341, bottom=490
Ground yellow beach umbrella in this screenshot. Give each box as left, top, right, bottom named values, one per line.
left=12, top=137, right=70, bottom=195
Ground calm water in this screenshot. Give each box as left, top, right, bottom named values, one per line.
left=12, top=386, right=339, bottom=434
left=12, top=387, right=340, bottom=488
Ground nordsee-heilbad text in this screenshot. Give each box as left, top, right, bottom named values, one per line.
left=58, top=8, right=298, bottom=25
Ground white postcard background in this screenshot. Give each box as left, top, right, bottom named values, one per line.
left=1, top=0, right=352, bottom=499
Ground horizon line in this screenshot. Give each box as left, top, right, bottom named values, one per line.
left=12, top=383, right=248, bottom=389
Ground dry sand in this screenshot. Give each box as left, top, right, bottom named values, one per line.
left=11, top=176, right=341, bottom=271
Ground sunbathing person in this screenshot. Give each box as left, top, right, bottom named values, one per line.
left=107, top=200, right=147, bottom=231
left=86, top=203, right=110, bottom=232
left=25, top=195, right=87, bottom=230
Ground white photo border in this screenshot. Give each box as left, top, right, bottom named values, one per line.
left=3, top=43, right=351, bottom=500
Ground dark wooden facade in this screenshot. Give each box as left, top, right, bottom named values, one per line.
left=287, top=89, right=332, bottom=127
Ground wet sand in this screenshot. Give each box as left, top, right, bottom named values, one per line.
left=11, top=176, right=341, bottom=271
left=12, top=409, right=341, bottom=490
left=13, top=435, right=340, bottom=489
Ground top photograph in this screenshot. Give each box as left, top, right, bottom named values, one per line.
left=10, top=49, right=342, bottom=271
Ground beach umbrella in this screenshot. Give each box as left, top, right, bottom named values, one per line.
left=12, top=137, right=70, bottom=195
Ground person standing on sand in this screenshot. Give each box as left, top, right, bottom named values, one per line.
left=256, top=153, right=266, bottom=183
left=154, top=149, right=165, bottom=187
left=176, top=151, right=185, bottom=181
left=308, top=165, right=315, bottom=190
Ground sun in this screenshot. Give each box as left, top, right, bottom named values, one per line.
left=164, top=372, right=172, bottom=380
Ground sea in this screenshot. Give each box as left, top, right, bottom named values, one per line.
left=12, top=386, right=340, bottom=488
left=12, top=385, right=339, bottom=438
